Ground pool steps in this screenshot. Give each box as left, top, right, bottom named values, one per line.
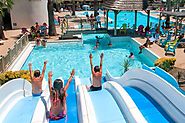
left=106, top=68, right=185, bottom=122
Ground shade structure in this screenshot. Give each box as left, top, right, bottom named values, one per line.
left=102, top=0, right=148, bottom=11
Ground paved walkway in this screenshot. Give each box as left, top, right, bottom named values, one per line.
left=133, top=37, right=185, bottom=68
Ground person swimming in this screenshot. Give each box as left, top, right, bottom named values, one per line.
left=36, top=38, right=41, bottom=46
left=108, top=41, right=112, bottom=47
left=129, top=52, right=134, bottom=59
left=41, top=39, right=47, bottom=47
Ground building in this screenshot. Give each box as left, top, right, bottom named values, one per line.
left=59, top=0, right=103, bottom=10
left=9, top=0, right=48, bottom=29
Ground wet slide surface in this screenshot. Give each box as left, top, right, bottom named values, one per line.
left=124, top=87, right=175, bottom=123
left=3, top=96, right=40, bottom=123
left=89, top=89, right=126, bottom=123
left=49, top=79, right=78, bottom=123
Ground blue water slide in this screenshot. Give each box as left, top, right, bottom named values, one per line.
left=88, top=89, right=126, bottom=123
left=142, top=64, right=185, bottom=95
left=0, top=78, right=37, bottom=123
left=76, top=77, right=126, bottom=123
left=49, top=79, right=78, bottom=123
left=106, top=68, right=185, bottom=122
left=124, top=87, right=174, bottom=123
left=3, top=96, right=40, bottom=123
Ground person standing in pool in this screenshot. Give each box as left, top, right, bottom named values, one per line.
left=48, top=69, right=75, bottom=120
left=88, top=53, right=104, bottom=91
left=129, top=52, right=134, bottom=59
left=28, top=61, right=47, bottom=96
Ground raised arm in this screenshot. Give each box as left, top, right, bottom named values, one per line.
left=89, top=53, right=95, bottom=74
left=41, top=61, right=47, bottom=78
left=28, top=63, right=33, bottom=80
left=100, top=53, right=104, bottom=72
left=64, top=69, right=75, bottom=92
left=48, top=71, right=53, bottom=95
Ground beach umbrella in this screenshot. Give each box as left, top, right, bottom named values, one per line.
left=82, top=5, right=90, bottom=10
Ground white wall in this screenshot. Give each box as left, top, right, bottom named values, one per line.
left=10, top=0, right=48, bottom=29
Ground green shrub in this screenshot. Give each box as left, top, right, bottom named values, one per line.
left=121, top=59, right=131, bottom=75
left=154, top=57, right=176, bottom=71
left=0, top=70, right=31, bottom=86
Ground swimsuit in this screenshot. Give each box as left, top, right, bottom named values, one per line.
left=90, top=85, right=102, bottom=91
left=32, top=92, right=42, bottom=96
left=49, top=110, right=66, bottom=120
left=49, top=93, right=66, bottom=120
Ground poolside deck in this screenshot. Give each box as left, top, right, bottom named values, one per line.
left=133, top=37, right=185, bottom=68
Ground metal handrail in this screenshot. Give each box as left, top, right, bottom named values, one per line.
left=0, top=34, right=29, bottom=73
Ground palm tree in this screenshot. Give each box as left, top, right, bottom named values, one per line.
left=179, top=0, right=185, bottom=7
left=48, top=0, right=57, bottom=36
left=0, top=0, right=13, bottom=40
left=94, top=0, right=98, bottom=17
left=71, top=0, right=75, bottom=16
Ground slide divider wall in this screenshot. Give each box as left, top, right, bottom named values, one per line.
left=103, top=81, right=147, bottom=123
left=75, top=77, right=97, bottom=123
left=106, top=68, right=185, bottom=122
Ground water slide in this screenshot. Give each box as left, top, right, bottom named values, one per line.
left=0, top=78, right=36, bottom=123
left=106, top=68, right=185, bottom=123
left=49, top=79, right=78, bottom=123
left=75, top=77, right=147, bottom=123
left=0, top=78, right=78, bottom=123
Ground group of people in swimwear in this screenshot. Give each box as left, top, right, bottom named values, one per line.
left=36, top=38, right=47, bottom=47
left=28, top=53, right=104, bottom=120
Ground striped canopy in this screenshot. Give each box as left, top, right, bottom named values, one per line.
left=102, top=0, right=148, bottom=11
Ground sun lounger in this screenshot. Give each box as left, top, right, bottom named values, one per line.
left=165, top=41, right=180, bottom=56
left=165, top=38, right=179, bottom=49
left=165, top=38, right=180, bottom=56
left=159, top=34, right=172, bottom=47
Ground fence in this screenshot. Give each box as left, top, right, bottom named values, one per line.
left=0, top=34, right=29, bottom=73
left=58, top=14, right=107, bottom=33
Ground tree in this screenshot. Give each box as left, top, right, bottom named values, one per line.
left=0, top=0, right=13, bottom=40
left=94, top=0, right=98, bottom=17
left=71, top=0, right=75, bottom=16
left=179, top=0, right=185, bottom=7
left=54, top=0, right=62, bottom=12
left=47, top=0, right=57, bottom=36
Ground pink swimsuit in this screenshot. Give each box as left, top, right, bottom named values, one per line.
left=49, top=110, right=66, bottom=120
left=49, top=96, right=66, bottom=120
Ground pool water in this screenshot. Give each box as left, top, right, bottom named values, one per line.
left=22, top=35, right=156, bottom=80
left=77, top=11, right=164, bottom=29
left=108, top=11, right=163, bottom=28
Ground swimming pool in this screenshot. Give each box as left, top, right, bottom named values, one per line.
left=22, top=34, right=157, bottom=79
left=77, top=11, right=164, bottom=29
left=108, top=11, right=163, bottom=28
